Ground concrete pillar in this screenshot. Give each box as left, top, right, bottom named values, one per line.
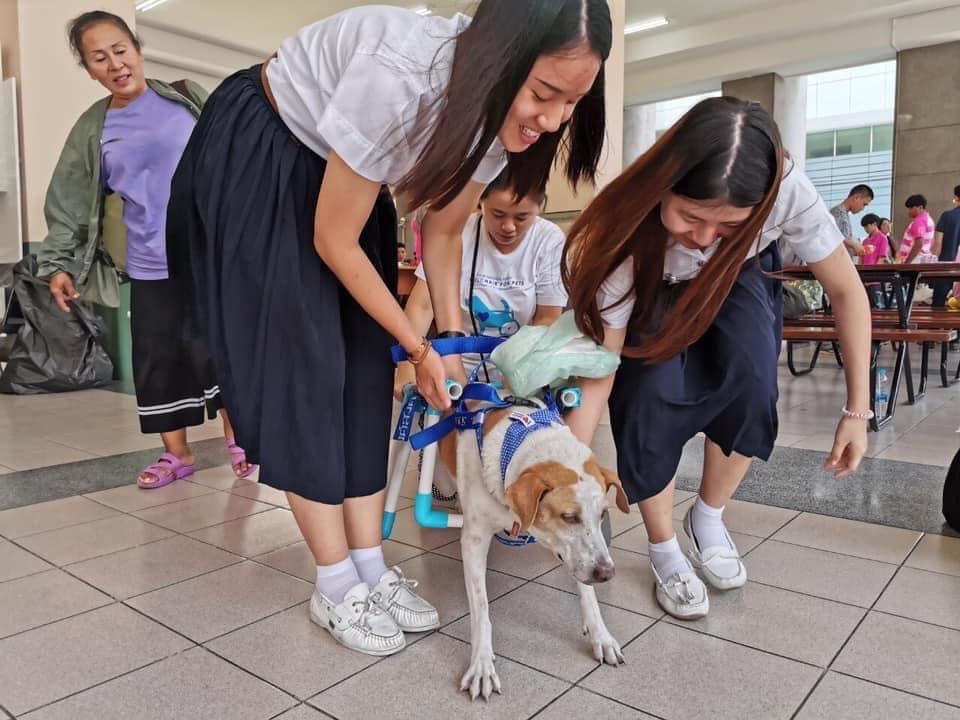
left=891, top=40, right=960, bottom=235
left=623, top=102, right=656, bottom=166
left=1, top=0, right=137, bottom=246
left=722, top=72, right=807, bottom=169
left=544, top=0, right=624, bottom=228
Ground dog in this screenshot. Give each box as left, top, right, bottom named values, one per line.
left=439, top=398, right=630, bottom=700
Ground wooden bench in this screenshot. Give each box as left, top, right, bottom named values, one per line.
left=783, top=326, right=957, bottom=430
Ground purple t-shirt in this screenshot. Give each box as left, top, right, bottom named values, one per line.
left=102, top=88, right=196, bottom=280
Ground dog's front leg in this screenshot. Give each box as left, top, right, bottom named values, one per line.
left=459, top=523, right=500, bottom=700
left=577, top=582, right=624, bottom=666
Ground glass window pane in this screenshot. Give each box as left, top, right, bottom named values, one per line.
left=806, top=131, right=835, bottom=159
left=872, top=124, right=893, bottom=152
left=835, top=127, right=871, bottom=155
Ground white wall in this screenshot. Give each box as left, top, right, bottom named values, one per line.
left=139, top=21, right=263, bottom=91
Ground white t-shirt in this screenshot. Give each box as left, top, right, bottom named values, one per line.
left=597, top=161, right=842, bottom=328
left=266, top=6, right=507, bottom=185
left=416, top=214, right=567, bottom=361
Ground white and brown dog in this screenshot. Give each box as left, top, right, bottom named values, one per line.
left=439, top=399, right=630, bottom=700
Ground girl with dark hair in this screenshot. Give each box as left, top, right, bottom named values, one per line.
left=167, top=1, right=611, bottom=656
left=39, top=11, right=255, bottom=489
left=563, top=97, right=871, bottom=620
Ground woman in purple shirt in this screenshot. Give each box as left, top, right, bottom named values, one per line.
left=41, top=11, right=254, bottom=488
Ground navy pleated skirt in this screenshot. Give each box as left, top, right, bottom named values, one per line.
left=167, top=65, right=397, bottom=504
left=609, top=245, right=783, bottom=503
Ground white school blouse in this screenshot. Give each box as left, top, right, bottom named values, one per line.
left=266, top=5, right=507, bottom=186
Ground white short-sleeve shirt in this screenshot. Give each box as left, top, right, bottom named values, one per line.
left=415, top=213, right=567, bottom=338
left=597, top=161, right=842, bottom=328
left=266, top=6, right=507, bottom=185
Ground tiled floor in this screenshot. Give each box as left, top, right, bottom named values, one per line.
left=0, top=348, right=959, bottom=718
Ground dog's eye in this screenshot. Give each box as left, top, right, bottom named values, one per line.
left=561, top=513, right=581, bottom=525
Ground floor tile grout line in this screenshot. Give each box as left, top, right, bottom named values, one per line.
left=804, top=530, right=927, bottom=715
left=432, top=625, right=591, bottom=690
left=760, top=535, right=920, bottom=565
left=742, top=577, right=888, bottom=611
left=827, top=669, right=960, bottom=711
left=6, top=644, right=201, bottom=717
left=788, top=667, right=830, bottom=720
left=18, top=530, right=178, bottom=570
left=651, top=615, right=829, bottom=671
left=525, top=685, right=580, bottom=720
left=574, top=683, right=672, bottom=720
left=0, top=592, right=117, bottom=643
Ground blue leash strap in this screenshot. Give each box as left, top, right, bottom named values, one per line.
left=391, top=335, right=505, bottom=364
left=393, top=392, right=427, bottom=442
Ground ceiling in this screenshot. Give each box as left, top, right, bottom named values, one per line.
left=135, top=0, right=787, bottom=55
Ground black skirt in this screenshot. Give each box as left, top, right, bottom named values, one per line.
left=609, top=245, right=783, bottom=503
left=167, top=65, right=397, bottom=504
left=131, top=276, right=222, bottom=434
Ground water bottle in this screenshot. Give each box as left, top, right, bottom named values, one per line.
left=875, top=369, right=889, bottom=418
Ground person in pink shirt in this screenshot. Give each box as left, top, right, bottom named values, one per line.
left=860, top=213, right=890, bottom=309
left=899, top=194, right=936, bottom=263
left=860, top=213, right=889, bottom=266
left=861, top=213, right=889, bottom=307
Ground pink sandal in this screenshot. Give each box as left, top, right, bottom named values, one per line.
left=138, top=452, right=196, bottom=489
left=226, top=438, right=258, bottom=479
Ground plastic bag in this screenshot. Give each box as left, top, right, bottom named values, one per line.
left=0, top=256, right=113, bottom=394
left=490, top=310, right=620, bottom=397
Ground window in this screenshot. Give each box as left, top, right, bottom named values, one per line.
left=872, top=124, right=893, bottom=152
left=807, top=131, right=835, bottom=159
left=835, top=127, right=871, bottom=156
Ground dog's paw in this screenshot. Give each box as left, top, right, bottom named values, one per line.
left=584, top=625, right=625, bottom=666
left=460, top=653, right=502, bottom=701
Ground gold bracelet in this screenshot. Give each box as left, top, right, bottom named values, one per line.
left=407, top=337, right=432, bottom=366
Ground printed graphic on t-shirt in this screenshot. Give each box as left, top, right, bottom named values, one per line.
left=469, top=296, right=521, bottom=337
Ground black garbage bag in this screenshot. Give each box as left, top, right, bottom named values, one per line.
left=0, top=256, right=113, bottom=394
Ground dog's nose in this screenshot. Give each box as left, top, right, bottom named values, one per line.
left=592, top=563, right=615, bottom=583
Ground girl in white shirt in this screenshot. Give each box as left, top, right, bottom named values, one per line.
left=562, top=97, right=871, bottom=621
left=166, top=1, right=611, bottom=657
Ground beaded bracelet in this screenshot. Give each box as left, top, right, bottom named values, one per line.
left=841, top=406, right=875, bottom=421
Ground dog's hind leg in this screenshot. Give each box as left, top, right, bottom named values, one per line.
left=459, top=521, right=500, bottom=700
left=577, top=582, right=625, bottom=666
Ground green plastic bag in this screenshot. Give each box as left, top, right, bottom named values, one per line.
left=490, top=310, right=620, bottom=397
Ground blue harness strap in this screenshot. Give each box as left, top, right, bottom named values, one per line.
left=498, top=390, right=564, bottom=483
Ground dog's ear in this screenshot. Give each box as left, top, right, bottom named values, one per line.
left=585, top=457, right=631, bottom=514
left=600, top=466, right=631, bottom=514
left=504, top=468, right=551, bottom=531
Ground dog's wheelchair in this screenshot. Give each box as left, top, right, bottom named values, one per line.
left=382, top=335, right=589, bottom=542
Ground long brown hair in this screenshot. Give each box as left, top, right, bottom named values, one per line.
left=396, top=0, right=611, bottom=210
left=562, top=97, right=784, bottom=363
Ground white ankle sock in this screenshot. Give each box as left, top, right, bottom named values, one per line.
left=648, top=535, right=691, bottom=581
left=690, top=497, right=733, bottom=551
left=315, top=557, right=361, bottom=604
left=350, top=545, right=389, bottom=588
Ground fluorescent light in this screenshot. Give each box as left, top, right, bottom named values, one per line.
left=411, top=5, right=432, bottom=15
left=136, top=0, right=171, bottom=11
left=624, top=16, right=669, bottom=34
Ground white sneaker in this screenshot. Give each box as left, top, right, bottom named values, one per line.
left=310, top=582, right=406, bottom=656
left=373, top=567, right=440, bottom=632
left=652, top=564, right=709, bottom=620
left=682, top=507, right=747, bottom=590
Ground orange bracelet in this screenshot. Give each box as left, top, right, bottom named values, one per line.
left=407, top=337, right=432, bottom=365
